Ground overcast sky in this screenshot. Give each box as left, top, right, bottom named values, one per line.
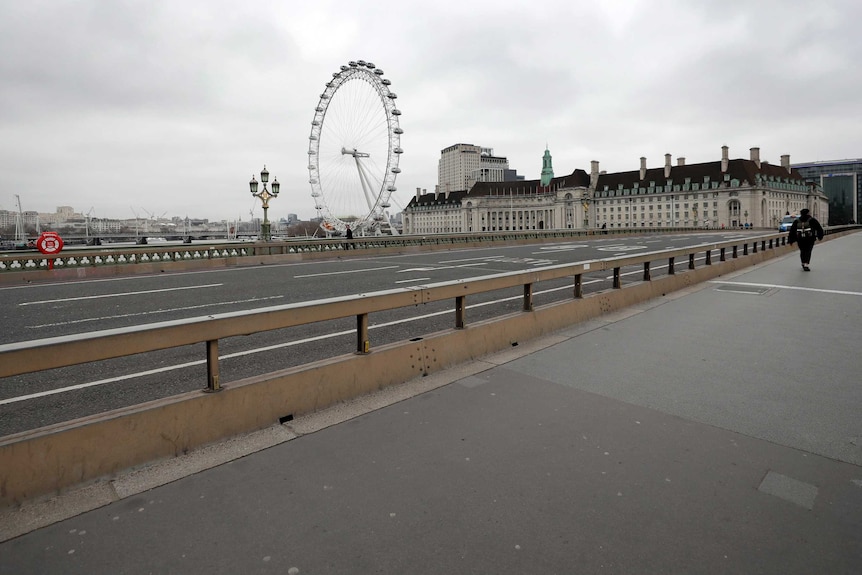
left=1, top=0, right=860, bottom=223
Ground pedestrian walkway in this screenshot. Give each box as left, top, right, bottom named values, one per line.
left=2, top=232, right=861, bottom=574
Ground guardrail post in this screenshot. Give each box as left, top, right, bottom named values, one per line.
left=574, top=274, right=583, bottom=299
left=613, top=267, right=621, bottom=289
left=743, top=243, right=749, bottom=255
left=668, top=257, right=675, bottom=275
left=768, top=238, right=773, bottom=249
left=705, top=250, right=712, bottom=265
left=753, top=241, right=759, bottom=253
left=761, top=240, right=766, bottom=252
left=356, top=313, right=370, bottom=353
left=523, top=283, right=533, bottom=311
left=455, top=296, right=465, bottom=329
left=206, top=340, right=221, bottom=392
left=688, top=254, right=695, bottom=269
left=720, top=247, right=726, bottom=261
left=643, top=262, right=651, bottom=281
left=732, top=245, right=738, bottom=258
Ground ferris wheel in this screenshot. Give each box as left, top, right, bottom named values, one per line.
left=308, top=60, right=403, bottom=235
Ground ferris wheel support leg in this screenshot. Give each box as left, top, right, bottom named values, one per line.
left=354, top=158, right=377, bottom=213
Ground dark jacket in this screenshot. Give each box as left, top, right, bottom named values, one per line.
left=788, top=215, right=824, bottom=245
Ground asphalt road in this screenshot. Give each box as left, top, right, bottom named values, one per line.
left=0, top=231, right=759, bottom=435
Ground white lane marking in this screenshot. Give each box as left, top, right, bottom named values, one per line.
left=485, top=257, right=555, bottom=266
left=597, top=245, right=648, bottom=252
left=27, top=296, right=285, bottom=329
left=398, top=263, right=488, bottom=273
left=2, top=279, right=604, bottom=405
left=708, top=281, right=862, bottom=297
left=294, top=266, right=399, bottom=278
left=438, top=257, right=497, bottom=263
left=19, top=284, right=223, bottom=306
left=447, top=255, right=557, bottom=266
left=532, top=245, right=588, bottom=253
left=0, top=362, right=206, bottom=405
left=395, top=278, right=431, bottom=284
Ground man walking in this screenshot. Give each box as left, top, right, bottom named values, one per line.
left=788, top=209, right=824, bottom=271
left=345, top=224, right=354, bottom=249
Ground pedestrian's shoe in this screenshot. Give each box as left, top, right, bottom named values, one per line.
left=802, top=264, right=810, bottom=271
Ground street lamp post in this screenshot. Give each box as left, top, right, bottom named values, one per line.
left=582, top=197, right=590, bottom=229
left=249, top=165, right=280, bottom=241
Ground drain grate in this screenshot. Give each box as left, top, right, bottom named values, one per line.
left=714, top=284, right=771, bottom=295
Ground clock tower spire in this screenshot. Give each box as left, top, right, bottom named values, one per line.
left=540, top=146, right=554, bottom=186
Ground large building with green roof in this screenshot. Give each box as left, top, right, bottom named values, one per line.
left=402, top=146, right=828, bottom=234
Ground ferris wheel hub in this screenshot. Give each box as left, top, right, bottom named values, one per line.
left=341, top=147, right=370, bottom=158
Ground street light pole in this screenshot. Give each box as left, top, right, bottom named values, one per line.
left=249, top=165, right=280, bottom=241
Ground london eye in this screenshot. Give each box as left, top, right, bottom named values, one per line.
left=307, top=60, right=403, bottom=235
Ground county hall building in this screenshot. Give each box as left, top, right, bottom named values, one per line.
left=402, top=145, right=828, bottom=234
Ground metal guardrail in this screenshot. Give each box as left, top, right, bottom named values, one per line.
left=0, top=231, right=806, bottom=389
left=0, top=244, right=253, bottom=272
left=0, top=226, right=691, bottom=272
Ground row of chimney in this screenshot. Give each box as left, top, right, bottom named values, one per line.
left=587, top=147, right=794, bottom=188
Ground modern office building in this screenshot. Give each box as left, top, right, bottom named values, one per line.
left=404, top=146, right=828, bottom=234
left=437, top=143, right=521, bottom=195
left=792, top=159, right=861, bottom=225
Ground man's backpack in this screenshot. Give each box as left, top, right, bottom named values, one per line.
left=797, top=219, right=814, bottom=239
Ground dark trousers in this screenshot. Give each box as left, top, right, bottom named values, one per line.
left=797, top=239, right=815, bottom=264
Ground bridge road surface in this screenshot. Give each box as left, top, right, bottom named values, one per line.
left=2, top=232, right=861, bottom=573
left=0, top=230, right=763, bottom=437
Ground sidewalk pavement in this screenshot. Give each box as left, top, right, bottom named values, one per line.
left=2, top=232, right=861, bottom=574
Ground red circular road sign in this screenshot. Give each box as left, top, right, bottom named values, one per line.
left=36, top=232, right=64, bottom=255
